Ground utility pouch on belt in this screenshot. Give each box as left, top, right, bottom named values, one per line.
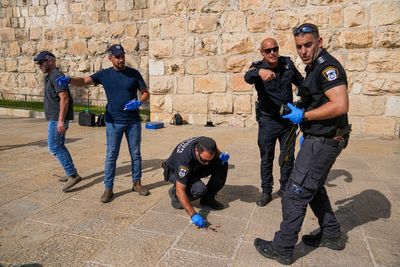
left=336, top=124, right=352, bottom=149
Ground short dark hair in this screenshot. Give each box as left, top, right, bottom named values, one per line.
left=292, top=23, right=320, bottom=38
left=196, top=136, right=217, bottom=154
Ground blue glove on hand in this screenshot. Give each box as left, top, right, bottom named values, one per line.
left=219, top=152, right=230, bottom=165
left=124, top=99, right=142, bottom=111
left=191, top=213, right=206, bottom=228
left=299, top=135, right=304, bottom=147
left=56, top=76, right=71, bottom=87
left=282, top=103, right=304, bottom=124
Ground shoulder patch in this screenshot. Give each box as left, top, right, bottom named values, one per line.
left=252, top=60, right=263, bottom=65
left=322, top=66, right=339, bottom=82
left=178, top=165, right=189, bottom=178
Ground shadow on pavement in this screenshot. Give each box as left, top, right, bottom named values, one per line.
left=326, top=169, right=353, bottom=187
left=295, top=189, right=391, bottom=261
left=0, top=138, right=81, bottom=152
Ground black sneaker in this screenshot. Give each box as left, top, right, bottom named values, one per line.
left=254, top=238, right=294, bottom=265
left=302, top=232, right=345, bottom=250
left=256, top=192, right=272, bottom=207
left=200, top=196, right=225, bottom=210
left=169, top=187, right=183, bottom=209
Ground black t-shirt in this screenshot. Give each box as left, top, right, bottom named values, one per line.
left=164, top=137, right=209, bottom=185
left=244, top=56, right=304, bottom=117
left=90, top=66, right=147, bottom=123
left=44, top=68, right=74, bottom=121
left=301, top=49, right=349, bottom=137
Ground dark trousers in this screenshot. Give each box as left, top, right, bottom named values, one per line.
left=258, top=116, right=294, bottom=195
left=272, top=136, right=342, bottom=254
left=163, top=159, right=228, bottom=199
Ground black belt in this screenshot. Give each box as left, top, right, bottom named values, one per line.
left=304, top=135, right=341, bottom=148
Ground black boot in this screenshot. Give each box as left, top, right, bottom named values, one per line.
left=256, top=192, right=272, bottom=207
left=169, top=187, right=183, bottom=209
left=254, top=238, right=294, bottom=265
left=302, top=232, right=345, bottom=250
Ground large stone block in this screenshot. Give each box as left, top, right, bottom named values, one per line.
left=5, top=59, right=17, bottom=72
left=337, top=30, right=373, bottom=48
left=194, top=75, right=226, bottom=93
left=208, top=56, right=227, bottom=73
left=348, top=95, right=386, bottom=116
left=161, top=17, right=186, bottom=37
left=149, top=75, right=175, bottom=94
left=199, top=0, right=227, bottom=13
left=329, top=7, right=342, bottom=27
left=345, top=52, right=366, bottom=71
left=220, top=11, right=246, bottom=33
left=370, top=2, right=400, bottom=26
left=29, top=27, right=41, bottom=40
left=272, top=12, right=299, bottom=30
left=63, top=26, right=75, bottom=40
left=116, top=0, right=134, bottom=11
left=247, top=12, right=269, bottom=33
left=122, top=37, right=138, bottom=53
left=362, top=116, right=398, bottom=136
left=196, top=35, right=218, bottom=56
left=69, top=3, right=84, bottom=13
left=149, top=59, right=165, bottom=76
left=177, top=76, right=193, bottom=94
left=234, top=94, right=252, bottom=114
left=186, top=58, right=208, bottom=75
left=149, top=40, right=173, bottom=59
left=188, top=15, right=218, bottom=33
left=28, top=6, right=45, bottom=16
left=385, top=96, right=400, bottom=117
left=7, top=41, right=20, bottom=57
left=364, top=73, right=400, bottom=95
left=222, top=34, right=254, bottom=54
left=227, top=55, right=251, bottom=73
left=343, top=5, right=366, bottom=27
left=87, top=39, right=108, bottom=56
left=150, top=94, right=166, bottom=112
left=301, top=7, right=329, bottom=28
left=76, top=26, right=93, bottom=39
left=0, top=28, right=15, bottom=41
left=18, top=57, right=35, bottom=73
left=228, top=74, right=253, bottom=92
left=375, top=26, right=400, bottom=48
left=209, top=93, right=233, bottom=114
left=239, top=0, right=263, bottom=10
left=68, top=41, right=88, bottom=56
left=149, top=0, right=170, bottom=17
left=367, top=50, right=400, bottom=72
left=173, top=94, right=208, bottom=114
left=149, top=19, right=161, bottom=39
left=110, top=22, right=125, bottom=37
left=125, top=24, right=138, bottom=37
left=165, top=59, right=184, bottom=75
left=174, top=36, right=194, bottom=57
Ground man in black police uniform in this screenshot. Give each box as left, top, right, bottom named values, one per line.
left=254, top=23, right=351, bottom=265
left=162, top=137, right=229, bottom=228
left=244, top=38, right=303, bottom=206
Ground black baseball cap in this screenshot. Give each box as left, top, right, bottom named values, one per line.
left=107, top=44, right=125, bottom=56
left=34, top=51, right=55, bottom=62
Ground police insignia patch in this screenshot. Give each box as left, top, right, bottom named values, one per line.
left=322, top=66, right=339, bottom=81
left=178, top=166, right=189, bottom=178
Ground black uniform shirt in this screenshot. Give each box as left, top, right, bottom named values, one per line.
left=164, top=137, right=206, bottom=185
left=44, top=68, right=74, bottom=121
left=301, top=49, right=349, bottom=137
left=244, top=56, right=303, bottom=117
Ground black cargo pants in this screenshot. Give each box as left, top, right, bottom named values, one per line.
left=272, top=135, right=343, bottom=254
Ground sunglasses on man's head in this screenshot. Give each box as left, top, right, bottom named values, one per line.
left=292, top=25, right=318, bottom=36
left=262, top=46, right=279, bottom=54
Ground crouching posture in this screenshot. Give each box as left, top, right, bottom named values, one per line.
left=162, top=136, right=229, bottom=228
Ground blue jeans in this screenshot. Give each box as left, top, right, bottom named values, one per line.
left=104, top=121, right=142, bottom=189
left=48, top=120, right=77, bottom=177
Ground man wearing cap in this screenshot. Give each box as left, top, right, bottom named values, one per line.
left=162, top=136, right=230, bottom=228
left=34, top=51, right=82, bottom=192
left=56, top=44, right=150, bottom=203
left=244, top=38, right=304, bottom=207
left=254, top=23, right=350, bottom=265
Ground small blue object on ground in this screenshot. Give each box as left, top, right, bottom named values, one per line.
left=145, top=122, right=164, bottom=130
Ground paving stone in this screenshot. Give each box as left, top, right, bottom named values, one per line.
left=131, top=210, right=189, bottom=236
left=87, top=228, right=175, bottom=266
left=367, top=237, right=400, bottom=267
left=10, top=233, right=106, bottom=266
left=175, top=214, right=246, bottom=259
left=158, top=249, right=230, bottom=267
left=0, top=187, right=30, bottom=206
left=244, top=207, right=282, bottom=242
left=0, top=197, right=44, bottom=227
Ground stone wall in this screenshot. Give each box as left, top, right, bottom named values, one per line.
left=1, top=0, right=400, bottom=137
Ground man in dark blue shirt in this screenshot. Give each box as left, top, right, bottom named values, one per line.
left=34, top=51, right=82, bottom=192
left=57, top=44, right=150, bottom=203
left=244, top=38, right=303, bottom=206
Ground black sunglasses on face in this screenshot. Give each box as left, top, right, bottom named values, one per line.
left=198, top=153, right=212, bottom=163
left=36, top=60, right=48, bottom=65
left=292, top=25, right=318, bottom=36
left=262, top=46, right=279, bottom=54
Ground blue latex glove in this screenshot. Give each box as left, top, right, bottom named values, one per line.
left=124, top=99, right=142, bottom=111
left=282, top=103, right=304, bottom=124
left=299, top=135, right=304, bottom=147
left=191, top=213, right=206, bottom=228
left=55, top=75, right=71, bottom=87
left=219, top=152, right=230, bottom=165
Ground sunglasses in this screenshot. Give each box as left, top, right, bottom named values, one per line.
left=292, top=25, right=318, bottom=36
left=262, top=46, right=279, bottom=54
left=198, top=153, right=212, bottom=164
left=36, top=60, right=48, bottom=65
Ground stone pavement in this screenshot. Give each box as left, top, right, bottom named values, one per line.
left=0, top=115, right=399, bottom=267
